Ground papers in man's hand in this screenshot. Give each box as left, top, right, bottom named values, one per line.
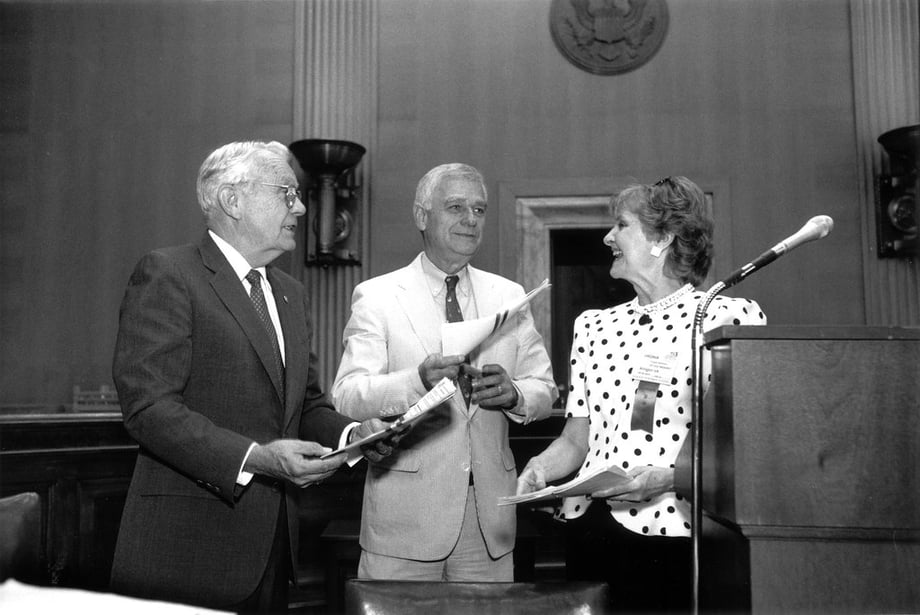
left=442, top=279, right=551, bottom=356
left=320, top=377, right=456, bottom=459
left=498, top=464, right=634, bottom=506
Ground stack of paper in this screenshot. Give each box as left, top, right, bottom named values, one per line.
left=320, top=377, right=456, bottom=459
left=498, top=464, right=634, bottom=506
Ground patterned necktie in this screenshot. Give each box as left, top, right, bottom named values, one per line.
left=245, top=269, right=285, bottom=396
left=445, top=275, right=472, bottom=407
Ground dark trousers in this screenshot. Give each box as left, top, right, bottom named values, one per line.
left=565, top=501, right=691, bottom=614
left=233, top=499, right=291, bottom=614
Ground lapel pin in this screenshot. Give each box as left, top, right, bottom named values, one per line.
left=283, top=296, right=288, bottom=304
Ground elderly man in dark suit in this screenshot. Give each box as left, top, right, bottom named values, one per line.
left=110, top=140, right=396, bottom=612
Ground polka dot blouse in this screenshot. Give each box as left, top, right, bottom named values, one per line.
left=558, top=284, right=767, bottom=537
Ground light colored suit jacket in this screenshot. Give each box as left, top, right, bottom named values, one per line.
left=332, top=253, right=556, bottom=561
left=110, top=233, right=353, bottom=608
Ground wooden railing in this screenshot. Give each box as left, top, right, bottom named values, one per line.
left=0, top=412, right=567, bottom=610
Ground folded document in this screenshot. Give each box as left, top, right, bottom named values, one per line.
left=498, top=464, right=634, bottom=506
left=320, top=377, right=456, bottom=459
left=442, top=279, right=551, bottom=356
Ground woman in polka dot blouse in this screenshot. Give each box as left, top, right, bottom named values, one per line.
left=515, top=176, right=766, bottom=612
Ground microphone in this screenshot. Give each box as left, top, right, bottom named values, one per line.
left=719, top=215, right=834, bottom=289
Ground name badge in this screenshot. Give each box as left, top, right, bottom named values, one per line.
left=634, top=350, right=678, bottom=386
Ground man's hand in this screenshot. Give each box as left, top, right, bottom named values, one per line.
left=469, top=363, right=518, bottom=410
left=418, top=353, right=465, bottom=390
left=350, top=418, right=409, bottom=463
left=246, top=439, right=343, bottom=488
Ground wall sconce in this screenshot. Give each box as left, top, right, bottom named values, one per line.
left=289, top=139, right=366, bottom=266
left=875, top=124, right=918, bottom=258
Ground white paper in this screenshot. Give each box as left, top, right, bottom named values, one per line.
left=320, top=377, right=456, bottom=459
left=442, top=278, right=551, bottom=356
left=497, top=464, right=634, bottom=506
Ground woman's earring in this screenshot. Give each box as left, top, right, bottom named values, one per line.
left=650, top=245, right=663, bottom=258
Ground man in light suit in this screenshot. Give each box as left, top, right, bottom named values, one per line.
left=331, top=163, right=557, bottom=581
left=110, top=141, right=396, bottom=612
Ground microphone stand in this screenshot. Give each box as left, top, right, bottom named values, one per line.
left=686, top=215, right=832, bottom=614
left=690, top=280, right=726, bottom=615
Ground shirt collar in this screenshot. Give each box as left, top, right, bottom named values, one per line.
left=209, top=230, right=267, bottom=283
left=419, top=251, right=469, bottom=297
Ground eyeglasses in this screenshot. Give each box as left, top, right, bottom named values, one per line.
left=255, top=182, right=302, bottom=209
left=652, top=176, right=675, bottom=188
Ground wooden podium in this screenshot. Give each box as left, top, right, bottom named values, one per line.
left=697, top=326, right=920, bottom=613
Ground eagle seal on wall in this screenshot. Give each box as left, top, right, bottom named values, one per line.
left=550, top=0, right=669, bottom=75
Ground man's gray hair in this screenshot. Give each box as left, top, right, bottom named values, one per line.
left=413, top=163, right=486, bottom=212
left=196, top=141, right=292, bottom=217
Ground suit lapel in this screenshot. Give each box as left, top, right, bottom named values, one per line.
left=200, top=235, right=286, bottom=406
left=395, top=256, right=441, bottom=357
left=268, top=268, right=301, bottom=431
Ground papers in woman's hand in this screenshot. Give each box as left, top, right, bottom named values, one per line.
left=498, top=465, right=634, bottom=506
left=320, top=377, right=456, bottom=459
left=442, top=278, right=551, bottom=356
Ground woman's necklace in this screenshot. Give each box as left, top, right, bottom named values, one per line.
left=634, top=284, right=694, bottom=325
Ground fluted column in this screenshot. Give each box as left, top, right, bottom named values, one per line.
left=851, top=0, right=920, bottom=324
left=292, top=0, right=377, bottom=389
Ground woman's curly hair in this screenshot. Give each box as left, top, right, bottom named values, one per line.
left=613, top=176, right=713, bottom=286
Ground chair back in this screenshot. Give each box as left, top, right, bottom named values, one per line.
left=0, top=492, right=43, bottom=583
left=344, top=579, right=610, bottom=614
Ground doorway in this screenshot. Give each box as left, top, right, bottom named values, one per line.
left=550, top=227, right=635, bottom=407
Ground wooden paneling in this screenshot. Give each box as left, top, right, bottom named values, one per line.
left=374, top=0, right=866, bottom=329
left=0, top=413, right=137, bottom=588
left=704, top=326, right=920, bottom=528
left=0, top=412, right=567, bottom=607
left=3, top=0, right=913, bottom=415
left=851, top=0, right=920, bottom=324
left=700, top=326, right=920, bottom=613
left=2, top=0, right=916, bottom=423
left=0, top=1, right=299, bottom=408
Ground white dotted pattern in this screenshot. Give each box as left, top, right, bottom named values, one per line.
left=559, top=290, right=766, bottom=537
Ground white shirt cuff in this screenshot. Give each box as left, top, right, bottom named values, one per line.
left=236, top=442, right=257, bottom=486
left=501, top=383, right=527, bottom=424
left=341, top=422, right=364, bottom=467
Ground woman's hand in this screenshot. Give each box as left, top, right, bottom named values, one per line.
left=516, top=459, right=548, bottom=495
left=592, top=465, right=674, bottom=502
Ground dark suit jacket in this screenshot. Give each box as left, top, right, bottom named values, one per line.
left=110, top=233, right=352, bottom=608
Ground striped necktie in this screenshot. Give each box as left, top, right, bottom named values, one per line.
left=245, top=269, right=285, bottom=396
left=445, top=275, right=472, bottom=407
